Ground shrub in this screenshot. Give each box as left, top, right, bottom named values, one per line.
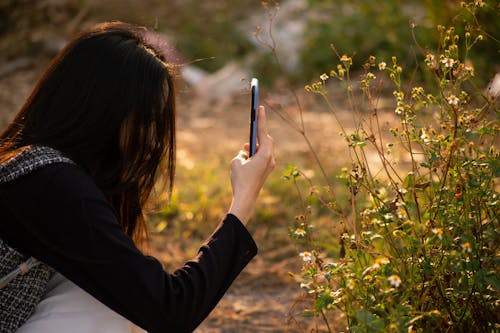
left=263, top=1, right=499, bottom=331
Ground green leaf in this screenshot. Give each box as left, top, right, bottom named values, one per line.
left=356, top=309, right=377, bottom=324
left=302, top=309, right=315, bottom=317
left=315, top=292, right=333, bottom=311
left=403, top=172, right=415, bottom=188
left=484, top=274, right=500, bottom=292
left=282, top=165, right=300, bottom=180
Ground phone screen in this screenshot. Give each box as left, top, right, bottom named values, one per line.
left=249, top=78, right=258, bottom=157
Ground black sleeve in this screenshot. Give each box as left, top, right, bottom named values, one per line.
left=0, top=163, right=257, bottom=333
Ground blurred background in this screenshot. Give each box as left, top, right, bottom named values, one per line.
left=1, top=0, right=499, bottom=122
left=1, top=0, right=498, bottom=332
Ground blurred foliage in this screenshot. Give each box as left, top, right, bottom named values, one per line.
left=147, top=156, right=232, bottom=256
left=0, top=0, right=80, bottom=59
left=156, top=1, right=258, bottom=73
left=146, top=153, right=301, bottom=259
left=300, top=0, right=500, bottom=82
left=2, top=0, right=498, bottom=84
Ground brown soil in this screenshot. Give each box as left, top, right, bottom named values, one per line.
left=148, top=87, right=351, bottom=333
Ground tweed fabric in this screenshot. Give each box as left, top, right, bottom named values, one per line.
left=0, top=145, right=74, bottom=183
left=0, top=240, right=53, bottom=333
left=0, top=145, right=74, bottom=333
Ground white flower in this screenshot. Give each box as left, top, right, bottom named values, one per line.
left=293, top=228, right=306, bottom=237
left=393, top=91, right=405, bottom=100
left=299, top=251, right=313, bottom=262
left=398, top=188, right=408, bottom=194
left=461, top=242, right=472, bottom=253
left=340, top=233, right=350, bottom=240
left=431, top=228, right=443, bottom=240
left=420, top=129, right=431, bottom=143
left=375, top=257, right=390, bottom=265
left=360, top=209, right=371, bottom=217
left=425, top=54, right=436, bottom=68
left=300, top=282, right=312, bottom=289
left=447, top=95, right=459, bottom=106
left=320, top=73, right=329, bottom=81
left=378, top=62, right=386, bottom=70
left=366, top=72, right=376, bottom=80
left=384, top=213, right=395, bottom=221
left=465, top=65, right=475, bottom=76
left=441, top=57, right=455, bottom=68
left=340, top=55, right=351, bottom=63
left=474, top=0, right=485, bottom=7
left=330, top=289, right=342, bottom=298
left=388, top=274, right=402, bottom=287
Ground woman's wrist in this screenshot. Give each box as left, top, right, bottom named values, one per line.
left=228, top=198, right=254, bottom=225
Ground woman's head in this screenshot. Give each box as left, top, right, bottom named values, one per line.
left=1, top=22, right=176, bottom=245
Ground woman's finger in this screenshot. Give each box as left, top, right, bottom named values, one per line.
left=256, top=106, right=268, bottom=143
left=256, top=106, right=273, bottom=156
left=233, top=149, right=248, bottom=162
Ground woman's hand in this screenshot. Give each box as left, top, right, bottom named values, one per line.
left=228, top=106, right=275, bottom=225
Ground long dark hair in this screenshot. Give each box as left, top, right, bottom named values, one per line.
left=0, top=22, right=176, bottom=246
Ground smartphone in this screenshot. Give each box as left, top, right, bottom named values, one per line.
left=249, top=78, right=259, bottom=157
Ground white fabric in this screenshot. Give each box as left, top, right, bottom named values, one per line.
left=17, top=273, right=146, bottom=333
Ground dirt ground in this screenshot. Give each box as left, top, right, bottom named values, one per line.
left=151, top=82, right=363, bottom=332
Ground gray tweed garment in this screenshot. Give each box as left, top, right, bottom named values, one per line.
left=0, top=145, right=74, bottom=333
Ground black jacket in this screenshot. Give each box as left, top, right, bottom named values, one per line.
left=0, top=160, right=257, bottom=333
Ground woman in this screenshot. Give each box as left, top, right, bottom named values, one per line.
left=0, top=22, right=275, bottom=332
